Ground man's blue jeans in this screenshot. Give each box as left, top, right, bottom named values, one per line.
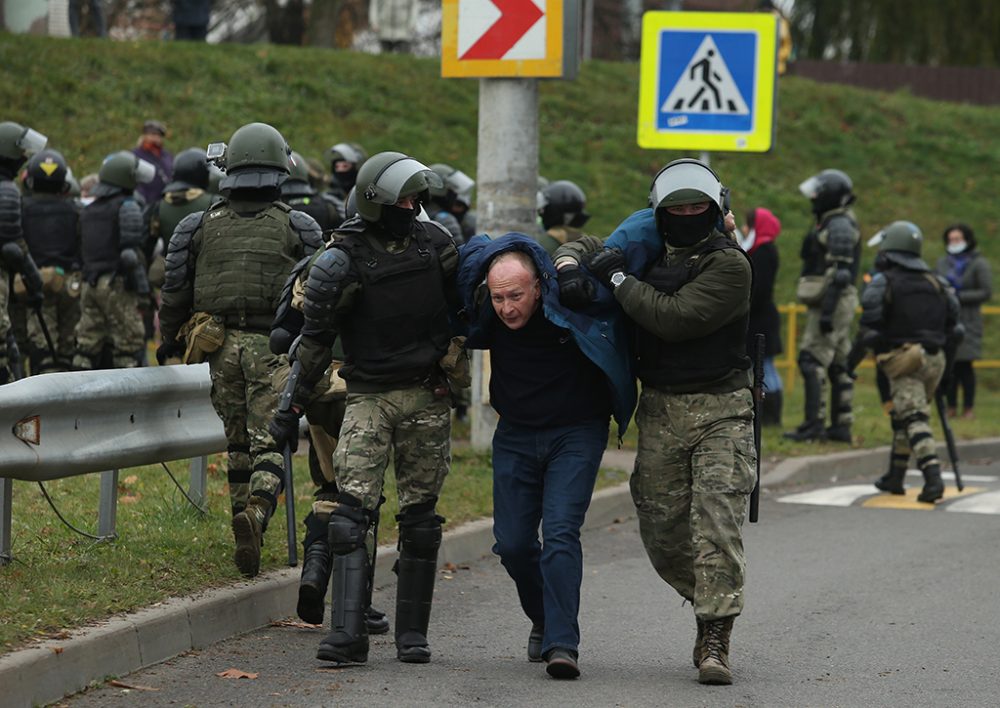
left=491, top=417, right=609, bottom=656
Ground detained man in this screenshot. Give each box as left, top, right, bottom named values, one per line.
left=456, top=233, right=635, bottom=679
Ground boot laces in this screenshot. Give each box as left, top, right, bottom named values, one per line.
left=703, top=621, right=727, bottom=661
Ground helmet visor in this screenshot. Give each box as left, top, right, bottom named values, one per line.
left=447, top=169, right=475, bottom=195
left=364, top=158, right=443, bottom=206
left=798, top=175, right=821, bottom=199
left=649, top=161, right=723, bottom=210
left=867, top=229, right=885, bottom=248
left=330, top=142, right=363, bottom=164
left=135, top=158, right=156, bottom=185
left=18, top=128, right=48, bottom=156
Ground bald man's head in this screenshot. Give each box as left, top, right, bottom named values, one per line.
left=487, top=251, right=541, bottom=330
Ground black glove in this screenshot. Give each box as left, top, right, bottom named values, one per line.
left=819, top=313, right=834, bottom=334
left=269, top=407, right=302, bottom=453
left=155, top=340, right=183, bottom=365
left=556, top=266, right=596, bottom=309
left=587, top=248, right=627, bottom=288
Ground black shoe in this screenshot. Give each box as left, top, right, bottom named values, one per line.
left=545, top=648, right=580, bottom=679
left=783, top=420, right=827, bottom=442
left=917, top=464, right=944, bottom=504
left=527, top=623, right=544, bottom=663
left=825, top=425, right=852, bottom=443
left=396, top=630, right=432, bottom=664
left=874, top=472, right=905, bottom=495
left=366, top=606, right=390, bottom=635
left=316, top=631, right=369, bottom=665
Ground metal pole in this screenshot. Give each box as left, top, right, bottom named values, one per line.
left=582, top=0, right=593, bottom=61
left=98, top=469, right=118, bottom=539
left=188, top=456, right=208, bottom=508
left=471, top=77, right=540, bottom=448
left=699, top=150, right=711, bottom=166
left=0, top=478, right=12, bottom=565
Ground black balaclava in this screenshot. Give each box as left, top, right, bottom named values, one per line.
left=334, top=166, right=358, bottom=192
left=379, top=203, right=416, bottom=239
left=658, top=204, right=720, bottom=247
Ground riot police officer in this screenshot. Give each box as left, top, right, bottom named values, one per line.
left=554, top=159, right=754, bottom=686
left=0, top=121, right=47, bottom=381
left=146, top=147, right=215, bottom=267
left=280, top=151, right=343, bottom=234
left=158, top=122, right=323, bottom=577
left=269, top=151, right=459, bottom=666
left=785, top=169, right=860, bottom=443
left=427, top=163, right=474, bottom=244
left=74, top=150, right=155, bottom=369
left=847, top=221, right=960, bottom=503
left=21, top=149, right=82, bottom=372
left=536, top=180, right=590, bottom=255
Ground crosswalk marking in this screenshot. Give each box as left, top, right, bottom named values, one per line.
left=862, top=487, right=984, bottom=510
left=945, top=490, right=1000, bottom=515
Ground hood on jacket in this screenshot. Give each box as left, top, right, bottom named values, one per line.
left=744, top=207, right=780, bottom=254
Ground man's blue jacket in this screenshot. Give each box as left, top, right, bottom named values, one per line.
left=457, top=232, right=636, bottom=439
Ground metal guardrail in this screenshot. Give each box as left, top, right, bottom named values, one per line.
left=777, top=304, right=1000, bottom=393
left=0, top=365, right=227, bottom=563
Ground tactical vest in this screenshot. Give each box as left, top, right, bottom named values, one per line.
left=158, top=190, right=213, bottom=247
left=192, top=201, right=297, bottom=329
left=337, top=223, right=451, bottom=386
left=800, top=209, right=861, bottom=282
left=635, top=236, right=751, bottom=388
left=882, top=268, right=948, bottom=350
left=80, top=194, right=126, bottom=281
left=22, top=194, right=79, bottom=270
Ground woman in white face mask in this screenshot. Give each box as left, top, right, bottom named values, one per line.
left=935, top=223, right=993, bottom=419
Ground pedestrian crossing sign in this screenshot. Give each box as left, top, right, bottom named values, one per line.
left=638, top=11, right=778, bottom=152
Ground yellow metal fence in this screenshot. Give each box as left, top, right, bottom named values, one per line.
left=777, top=304, right=1000, bottom=393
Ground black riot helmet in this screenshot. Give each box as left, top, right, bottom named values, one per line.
left=0, top=121, right=47, bottom=173
left=24, top=149, right=69, bottom=193
left=539, top=180, right=589, bottom=230
left=799, top=169, right=855, bottom=216
left=166, top=147, right=210, bottom=192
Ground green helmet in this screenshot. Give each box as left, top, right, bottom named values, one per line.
left=873, top=220, right=923, bottom=255
left=0, top=121, right=47, bottom=165
left=216, top=122, right=292, bottom=193
left=428, top=163, right=475, bottom=203
left=97, top=150, right=155, bottom=192
left=281, top=151, right=315, bottom=199
left=326, top=142, right=367, bottom=169
left=354, top=151, right=443, bottom=223
left=648, top=159, right=725, bottom=211
left=288, top=151, right=311, bottom=184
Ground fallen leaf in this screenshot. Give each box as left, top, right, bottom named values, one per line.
left=207, top=463, right=219, bottom=474
left=109, top=680, right=160, bottom=691
left=441, top=562, right=457, bottom=572
left=216, top=668, right=259, bottom=679
left=123, top=475, right=139, bottom=485
left=271, top=619, right=322, bottom=629
left=120, top=495, right=141, bottom=504
left=51, top=647, right=64, bottom=654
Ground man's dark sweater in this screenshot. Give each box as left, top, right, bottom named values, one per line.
left=486, top=307, right=612, bottom=428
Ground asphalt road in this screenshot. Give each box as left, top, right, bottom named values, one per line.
left=65, top=471, right=1000, bottom=708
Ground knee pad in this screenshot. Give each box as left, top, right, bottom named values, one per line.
left=397, top=501, right=444, bottom=560
left=328, top=503, right=370, bottom=555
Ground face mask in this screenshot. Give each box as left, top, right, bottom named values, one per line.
left=660, top=207, right=718, bottom=247
left=947, top=242, right=967, bottom=255
left=334, top=168, right=357, bottom=191
left=380, top=204, right=416, bottom=239
left=874, top=252, right=891, bottom=271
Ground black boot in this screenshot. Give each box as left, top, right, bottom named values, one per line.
left=395, top=506, right=443, bottom=663
left=316, top=505, right=370, bottom=665
left=297, top=515, right=331, bottom=625
left=917, top=464, right=944, bottom=504
left=784, top=359, right=825, bottom=441
left=874, top=469, right=906, bottom=494
left=784, top=419, right=826, bottom=442
left=366, top=606, right=390, bottom=635
left=825, top=424, right=852, bottom=443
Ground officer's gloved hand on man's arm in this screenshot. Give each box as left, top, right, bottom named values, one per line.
left=269, top=407, right=302, bottom=453
left=556, top=265, right=596, bottom=309
left=587, top=248, right=627, bottom=289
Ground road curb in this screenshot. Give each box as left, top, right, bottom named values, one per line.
left=4, top=439, right=997, bottom=706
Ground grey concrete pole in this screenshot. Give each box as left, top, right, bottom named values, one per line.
left=470, top=78, right=540, bottom=448
left=0, top=478, right=11, bottom=564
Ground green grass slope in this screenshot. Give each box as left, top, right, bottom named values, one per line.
left=1, top=32, right=997, bottom=330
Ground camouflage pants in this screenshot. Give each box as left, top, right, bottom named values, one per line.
left=208, top=330, right=285, bottom=517
left=73, top=274, right=145, bottom=369
left=28, top=278, right=82, bottom=372
left=333, top=386, right=451, bottom=512
left=887, top=348, right=946, bottom=472
left=630, top=387, right=756, bottom=620
left=800, top=286, right=858, bottom=426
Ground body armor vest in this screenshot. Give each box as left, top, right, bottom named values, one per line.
left=882, top=269, right=948, bottom=350
left=158, top=190, right=213, bottom=247
left=636, top=236, right=751, bottom=388
left=22, top=194, right=79, bottom=270
left=193, top=201, right=296, bottom=325
left=337, top=223, right=451, bottom=385
left=800, top=210, right=861, bottom=281
left=81, top=194, right=126, bottom=281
